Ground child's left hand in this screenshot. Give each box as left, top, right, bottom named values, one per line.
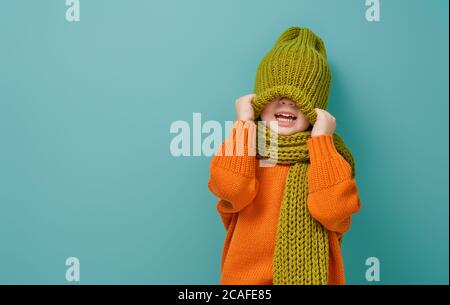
left=311, top=108, right=336, bottom=137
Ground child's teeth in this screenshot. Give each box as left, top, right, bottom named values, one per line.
left=275, top=113, right=296, bottom=121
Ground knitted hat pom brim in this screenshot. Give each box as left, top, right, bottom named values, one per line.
left=252, top=85, right=319, bottom=125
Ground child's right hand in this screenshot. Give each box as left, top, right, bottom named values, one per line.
left=235, top=94, right=256, bottom=121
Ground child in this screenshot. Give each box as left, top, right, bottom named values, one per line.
left=208, top=27, right=361, bottom=285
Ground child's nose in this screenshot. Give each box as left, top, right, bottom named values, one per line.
left=278, top=99, right=295, bottom=107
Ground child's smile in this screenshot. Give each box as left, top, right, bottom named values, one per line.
left=274, top=111, right=298, bottom=127
left=260, top=98, right=310, bottom=135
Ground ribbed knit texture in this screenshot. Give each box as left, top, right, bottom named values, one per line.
left=257, top=124, right=354, bottom=285
left=208, top=121, right=361, bottom=285
left=208, top=27, right=360, bottom=285
left=252, top=27, right=331, bottom=124
left=252, top=27, right=356, bottom=285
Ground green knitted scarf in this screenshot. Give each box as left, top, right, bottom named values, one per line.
left=256, top=124, right=355, bottom=285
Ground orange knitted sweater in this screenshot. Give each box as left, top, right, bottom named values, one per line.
left=208, top=121, right=361, bottom=285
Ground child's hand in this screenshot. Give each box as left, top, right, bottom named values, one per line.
left=235, top=94, right=256, bottom=121
left=311, top=108, right=336, bottom=137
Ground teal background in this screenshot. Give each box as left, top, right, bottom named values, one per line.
left=0, top=0, right=448, bottom=284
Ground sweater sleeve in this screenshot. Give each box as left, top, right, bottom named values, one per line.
left=306, top=134, right=361, bottom=236
left=208, top=120, right=258, bottom=219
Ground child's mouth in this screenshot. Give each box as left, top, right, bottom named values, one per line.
left=274, top=111, right=297, bottom=127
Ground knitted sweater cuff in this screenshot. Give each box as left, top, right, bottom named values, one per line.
left=307, top=134, right=340, bottom=161
left=307, top=134, right=352, bottom=193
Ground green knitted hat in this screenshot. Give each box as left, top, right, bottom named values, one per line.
left=252, top=27, right=331, bottom=124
